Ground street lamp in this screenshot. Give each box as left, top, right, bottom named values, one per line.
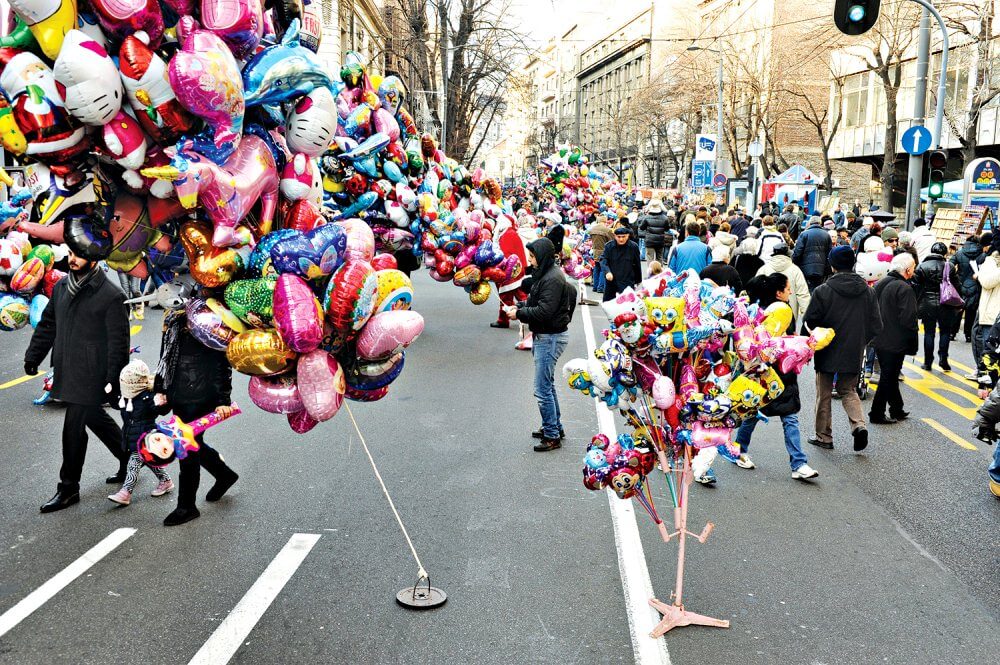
left=686, top=44, right=724, bottom=185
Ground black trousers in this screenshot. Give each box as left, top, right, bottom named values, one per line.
left=805, top=274, right=825, bottom=293
left=60, top=403, right=128, bottom=493
left=173, top=402, right=234, bottom=509
left=871, top=350, right=905, bottom=418
left=922, top=308, right=955, bottom=364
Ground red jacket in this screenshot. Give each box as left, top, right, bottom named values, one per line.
left=497, top=226, right=527, bottom=293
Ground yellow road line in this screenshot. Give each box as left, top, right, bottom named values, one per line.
left=130, top=324, right=142, bottom=336
left=901, top=361, right=980, bottom=420
left=922, top=418, right=978, bottom=451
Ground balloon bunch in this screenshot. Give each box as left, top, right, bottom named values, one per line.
left=582, top=432, right=657, bottom=499
left=562, top=269, right=835, bottom=516
left=532, top=144, right=628, bottom=224
left=560, top=227, right=593, bottom=281
left=0, top=229, right=66, bottom=331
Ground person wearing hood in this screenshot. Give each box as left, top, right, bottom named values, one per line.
left=505, top=238, right=577, bottom=452
left=602, top=226, right=643, bottom=302
left=638, top=198, right=671, bottom=262
left=804, top=246, right=883, bottom=453
left=950, top=234, right=983, bottom=344
left=870, top=253, right=918, bottom=424
left=733, top=226, right=764, bottom=288
left=793, top=215, right=832, bottom=291
left=913, top=241, right=962, bottom=372
left=757, top=217, right=785, bottom=260
left=910, top=218, right=936, bottom=263
left=24, top=248, right=131, bottom=513
left=757, top=243, right=811, bottom=325
left=708, top=222, right=738, bottom=255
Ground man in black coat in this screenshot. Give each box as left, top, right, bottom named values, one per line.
left=25, top=250, right=130, bottom=513
left=804, top=246, right=883, bottom=452
left=637, top=199, right=670, bottom=262
left=793, top=216, right=832, bottom=291
left=870, top=253, right=918, bottom=424
left=601, top=226, right=643, bottom=302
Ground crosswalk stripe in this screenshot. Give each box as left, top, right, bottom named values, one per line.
left=187, top=533, right=321, bottom=665
left=0, top=528, right=136, bottom=638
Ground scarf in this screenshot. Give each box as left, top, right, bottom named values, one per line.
left=155, top=308, right=186, bottom=394
left=66, top=262, right=100, bottom=299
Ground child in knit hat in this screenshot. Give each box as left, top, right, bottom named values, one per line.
left=108, top=359, right=173, bottom=506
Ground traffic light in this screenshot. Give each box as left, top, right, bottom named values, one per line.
left=834, top=0, right=881, bottom=35
left=927, top=150, right=947, bottom=200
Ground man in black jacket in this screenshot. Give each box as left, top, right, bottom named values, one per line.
left=506, top=239, right=577, bottom=451
left=25, top=250, right=131, bottom=513
left=804, top=246, right=883, bottom=452
left=793, top=216, right=832, bottom=291
left=637, top=199, right=670, bottom=262
left=601, top=226, right=642, bottom=302
left=870, top=253, right=918, bottom=424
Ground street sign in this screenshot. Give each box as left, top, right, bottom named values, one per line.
left=692, top=160, right=714, bottom=189
left=712, top=173, right=728, bottom=189
left=695, top=135, right=718, bottom=161
left=748, top=141, right=763, bottom=158
left=901, top=125, right=933, bottom=156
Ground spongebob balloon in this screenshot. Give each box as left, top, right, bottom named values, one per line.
left=727, top=375, right=767, bottom=421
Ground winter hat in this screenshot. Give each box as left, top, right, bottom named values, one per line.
left=823, top=219, right=835, bottom=230
left=119, top=359, right=154, bottom=411
left=807, top=216, right=822, bottom=227
left=931, top=241, right=949, bottom=256
left=771, top=242, right=790, bottom=257
left=829, top=245, right=856, bottom=271
left=647, top=199, right=665, bottom=213
left=882, top=228, right=899, bottom=242
left=613, top=226, right=631, bottom=236
left=914, top=218, right=927, bottom=227
left=711, top=245, right=730, bottom=262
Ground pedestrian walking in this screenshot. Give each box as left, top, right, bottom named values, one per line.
left=700, top=246, right=742, bottom=293
left=913, top=242, right=962, bottom=372
left=107, top=359, right=174, bottom=506
left=668, top=220, right=712, bottom=275
left=950, top=234, right=983, bottom=344
left=793, top=215, right=832, bottom=292
left=155, top=301, right=239, bottom=526
left=972, top=317, right=1000, bottom=498
left=910, top=218, right=936, bottom=263
left=505, top=238, right=577, bottom=452
left=757, top=217, right=785, bottom=260
left=25, top=249, right=131, bottom=513
left=728, top=272, right=819, bottom=480
left=602, top=226, right=642, bottom=302
left=733, top=226, right=764, bottom=288
left=870, top=253, right=918, bottom=424
left=804, top=246, right=883, bottom=452
left=757, top=243, right=811, bottom=326
left=637, top=199, right=670, bottom=262
left=587, top=214, right=614, bottom=294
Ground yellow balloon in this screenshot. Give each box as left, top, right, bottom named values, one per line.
left=468, top=280, right=491, bottom=305
left=374, top=269, right=413, bottom=312
left=10, top=0, right=78, bottom=60
left=810, top=327, right=836, bottom=351
left=226, top=329, right=296, bottom=376
left=762, top=302, right=793, bottom=336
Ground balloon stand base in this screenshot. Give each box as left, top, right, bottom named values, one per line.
left=648, top=598, right=729, bottom=637
left=396, top=576, right=447, bottom=610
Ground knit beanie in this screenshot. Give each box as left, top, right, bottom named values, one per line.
left=119, top=359, right=154, bottom=411
left=829, top=245, right=856, bottom=271
left=881, top=227, right=899, bottom=242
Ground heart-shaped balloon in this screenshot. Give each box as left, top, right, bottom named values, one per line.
left=224, top=275, right=277, bottom=327
left=324, top=260, right=378, bottom=333
left=273, top=273, right=324, bottom=353
left=474, top=240, right=504, bottom=268
left=283, top=199, right=322, bottom=232
left=248, top=374, right=304, bottom=414
left=186, top=297, right=246, bottom=350
left=296, top=349, right=345, bottom=422
left=335, top=218, right=375, bottom=262
left=247, top=228, right=297, bottom=277
left=356, top=310, right=424, bottom=360
left=341, top=352, right=405, bottom=390
left=452, top=265, right=481, bottom=287
left=287, top=409, right=319, bottom=433
left=371, top=253, right=398, bottom=271
left=269, top=223, right=346, bottom=280
left=226, top=329, right=296, bottom=375
left=180, top=221, right=246, bottom=288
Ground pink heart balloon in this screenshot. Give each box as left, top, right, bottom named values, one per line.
left=296, top=349, right=345, bottom=422
left=248, top=374, right=304, bottom=414
left=273, top=273, right=324, bottom=353
left=356, top=310, right=425, bottom=361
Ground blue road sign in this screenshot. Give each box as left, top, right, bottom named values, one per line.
left=712, top=173, right=728, bottom=189
left=692, top=160, right=714, bottom=189
left=901, top=125, right=933, bottom=156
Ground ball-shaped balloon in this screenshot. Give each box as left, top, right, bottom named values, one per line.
left=226, top=329, right=296, bottom=375
left=0, top=239, right=24, bottom=277
left=373, top=269, right=413, bottom=312
left=25, top=245, right=56, bottom=271
left=9, top=258, right=46, bottom=295
left=248, top=374, right=304, bottom=414
left=652, top=376, right=676, bottom=410
left=273, top=273, right=324, bottom=353
left=296, top=349, right=345, bottom=422
left=468, top=280, right=491, bottom=305
left=324, top=260, right=378, bottom=333
left=186, top=297, right=246, bottom=351
left=0, top=295, right=30, bottom=331
left=356, top=310, right=424, bottom=360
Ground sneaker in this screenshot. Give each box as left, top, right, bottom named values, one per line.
left=735, top=454, right=755, bottom=469
left=964, top=372, right=979, bottom=381
left=991, top=479, right=1000, bottom=498
left=694, top=469, right=717, bottom=485
left=532, top=428, right=565, bottom=440
left=151, top=478, right=174, bottom=497
left=533, top=438, right=562, bottom=452
left=853, top=427, right=869, bottom=452
left=792, top=464, right=819, bottom=480
left=107, top=489, right=132, bottom=506
left=807, top=438, right=834, bottom=450
left=134, top=303, right=145, bottom=321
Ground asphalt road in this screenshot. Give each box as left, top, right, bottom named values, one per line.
left=0, top=273, right=997, bottom=664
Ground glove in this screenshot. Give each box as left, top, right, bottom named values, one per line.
left=24, top=362, right=38, bottom=376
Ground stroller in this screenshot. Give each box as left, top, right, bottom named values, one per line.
left=857, top=342, right=878, bottom=400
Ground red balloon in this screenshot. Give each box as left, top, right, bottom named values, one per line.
left=371, top=253, right=397, bottom=270
left=287, top=409, right=319, bottom=433
left=283, top=200, right=322, bottom=232
left=323, top=260, right=378, bottom=333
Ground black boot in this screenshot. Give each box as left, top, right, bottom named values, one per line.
left=163, top=506, right=200, bottom=526
left=41, top=489, right=80, bottom=513
left=206, top=470, right=239, bottom=502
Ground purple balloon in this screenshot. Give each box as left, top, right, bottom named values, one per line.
left=248, top=374, right=304, bottom=414
left=269, top=223, right=346, bottom=279
left=186, top=298, right=242, bottom=351
left=273, top=273, right=324, bottom=353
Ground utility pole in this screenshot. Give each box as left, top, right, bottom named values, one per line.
left=438, top=0, right=449, bottom=155
left=904, top=8, right=931, bottom=230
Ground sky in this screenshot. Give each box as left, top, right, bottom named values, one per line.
left=508, top=0, right=653, bottom=44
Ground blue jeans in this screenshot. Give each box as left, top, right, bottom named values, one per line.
left=533, top=332, right=569, bottom=439
left=735, top=413, right=809, bottom=472
left=990, top=442, right=1000, bottom=484
left=638, top=238, right=646, bottom=258
left=592, top=258, right=606, bottom=292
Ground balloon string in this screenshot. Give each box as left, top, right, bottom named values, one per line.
left=344, top=403, right=428, bottom=580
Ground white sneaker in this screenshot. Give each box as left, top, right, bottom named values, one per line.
left=964, top=372, right=979, bottom=381
left=792, top=464, right=819, bottom=480
left=735, top=454, right=755, bottom=469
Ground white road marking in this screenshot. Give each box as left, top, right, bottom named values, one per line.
left=579, top=296, right=672, bottom=664
left=188, top=533, right=321, bottom=665
left=0, top=528, right=136, bottom=638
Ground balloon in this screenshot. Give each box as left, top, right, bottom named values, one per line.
left=298, top=0, right=323, bottom=52
left=374, top=269, right=413, bottom=312
left=200, top=0, right=264, bottom=59
left=452, top=265, right=481, bottom=287
left=41, top=269, right=65, bottom=297
left=0, top=295, right=30, bottom=331
left=335, top=218, right=376, bottom=262
left=169, top=16, right=245, bottom=163
left=6, top=0, right=78, bottom=59
left=652, top=376, right=675, bottom=410
left=342, top=352, right=404, bottom=391
left=286, top=87, right=338, bottom=157
left=324, top=260, right=378, bottom=333
left=241, top=18, right=332, bottom=107
left=0, top=239, right=24, bottom=276
left=119, top=32, right=196, bottom=146
left=378, top=76, right=406, bottom=114
left=762, top=302, right=793, bottom=336
left=371, top=253, right=398, bottom=271
left=296, top=350, right=345, bottom=421
left=89, top=0, right=164, bottom=46
left=226, top=329, right=296, bottom=375
left=143, top=135, right=279, bottom=248
left=283, top=199, right=323, bottom=233
left=52, top=30, right=124, bottom=126
left=269, top=223, right=346, bottom=280
left=0, top=95, right=27, bottom=155
left=468, top=280, right=491, bottom=305
left=356, top=310, right=424, bottom=360
left=280, top=153, right=316, bottom=202
left=273, top=273, right=324, bottom=353
left=29, top=294, right=48, bottom=328
left=247, top=228, right=296, bottom=277
left=287, top=409, right=319, bottom=433
left=63, top=212, right=113, bottom=261
left=186, top=297, right=246, bottom=350
left=248, top=374, right=304, bottom=414
left=224, top=276, right=277, bottom=327
left=179, top=221, right=247, bottom=288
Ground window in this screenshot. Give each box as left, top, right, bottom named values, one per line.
left=844, top=71, right=870, bottom=127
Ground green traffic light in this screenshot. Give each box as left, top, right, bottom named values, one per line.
left=848, top=4, right=866, bottom=21
left=928, top=182, right=944, bottom=198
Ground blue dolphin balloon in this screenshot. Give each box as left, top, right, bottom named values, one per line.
left=242, top=19, right=332, bottom=107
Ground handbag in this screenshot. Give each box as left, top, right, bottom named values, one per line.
left=940, top=261, right=965, bottom=308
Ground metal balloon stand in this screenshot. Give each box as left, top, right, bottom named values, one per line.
left=647, top=446, right=730, bottom=637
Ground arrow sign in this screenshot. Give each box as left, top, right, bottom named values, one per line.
left=901, top=125, right=933, bottom=156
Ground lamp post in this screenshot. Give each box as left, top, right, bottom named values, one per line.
left=687, top=44, right=725, bottom=184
